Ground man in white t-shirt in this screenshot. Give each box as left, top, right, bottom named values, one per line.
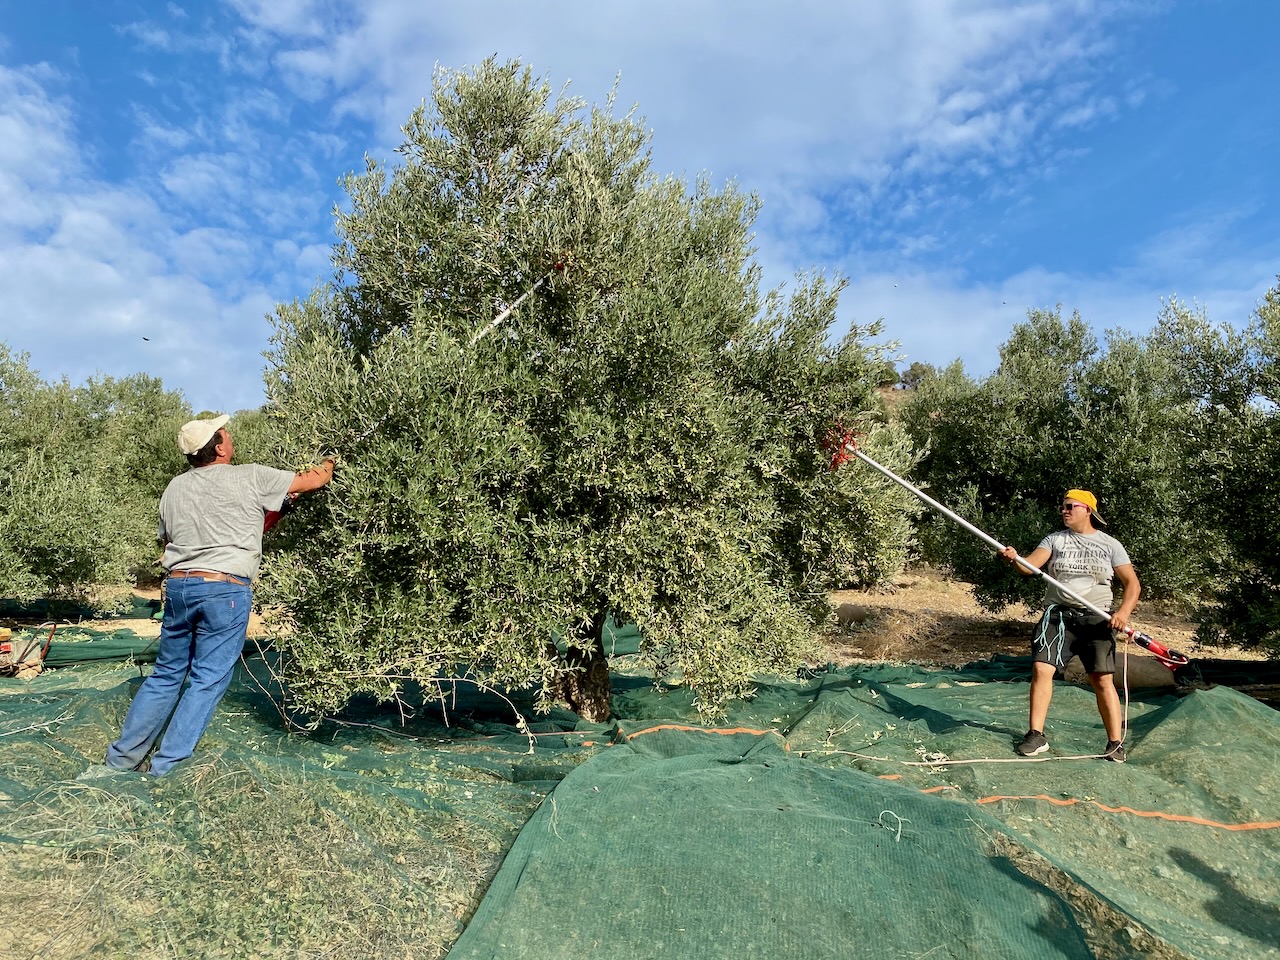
left=998, top=489, right=1141, bottom=762
left=103, top=415, right=334, bottom=776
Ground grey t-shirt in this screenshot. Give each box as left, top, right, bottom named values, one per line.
left=1037, top=529, right=1132, bottom=611
left=159, top=463, right=296, bottom=580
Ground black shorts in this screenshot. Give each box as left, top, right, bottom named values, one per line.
left=1031, top=604, right=1116, bottom=673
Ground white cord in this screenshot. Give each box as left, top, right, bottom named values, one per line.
left=1120, top=632, right=1130, bottom=743
left=816, top=750, right=1113, bottom=767
left=816, top=636, right=1133, bottom=768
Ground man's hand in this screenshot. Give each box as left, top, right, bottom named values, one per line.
left=1003, top=545, right=1050, bottom=576
left=289, top=458, right=337, bottom=495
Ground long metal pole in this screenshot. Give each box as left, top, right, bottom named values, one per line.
left=848, top=444, right=1106, bottom=617
left=470, top=272, right=552, bottom=346
left=470, top=260, right=565, bottom=347
left=340, top=263, right=564, bottom=452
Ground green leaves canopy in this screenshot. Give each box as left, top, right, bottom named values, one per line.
left=0, top=344, right=190, bottom=603
left=261, top=60, right=917, bottom=719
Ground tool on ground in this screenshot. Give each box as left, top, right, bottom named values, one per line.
left=829, top=432, right=1190, bottom=670
left=0, top=623, right=56, bottom=679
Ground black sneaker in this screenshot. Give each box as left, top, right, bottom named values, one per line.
left=1016, top=730, right=1049, bottom=756
left=1103, top=740, right=1127, bottom=763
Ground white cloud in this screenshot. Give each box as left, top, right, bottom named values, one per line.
left=0, top=59, right=296, bottom=412
left=199, top=0, right=1162, bottom=304
left=226, top=0, right=334, bottom=40
left=132, top=107, right=196, bottom=152
left=839, top=246, right=1280, bottom=383
left=159, top=152, right=244, bottom=208
left=170, top=227, right=255, bottom=278
left=222, top=1, right=1120, bottom=189
left=270, top=239, right=333, bottom=286
left=0, top=65, right=83, bottom=236
left=116, top=22, right=180, bottom=52
left=2, top=0, right=1275, bottom=418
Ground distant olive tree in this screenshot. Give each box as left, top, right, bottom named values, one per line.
left=897, top=361, right=936, bottom=391
left=0, top=345, right=190, bottom=603
left=260, top=59, right=919, bottom=722
left=221, top=405, right=283, bottom=466
left=1195, top=278, right=1280, bottom=658
left=899, top=305, right=1233, bottom=612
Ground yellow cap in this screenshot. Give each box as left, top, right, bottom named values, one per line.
left=1064, top=489, right=1105, bottom=525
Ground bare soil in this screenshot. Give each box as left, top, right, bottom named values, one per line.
left=822, top=565, right=1258, bottom=670
left=88, top=585, right=268, bottom=639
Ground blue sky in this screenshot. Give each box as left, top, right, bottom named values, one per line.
left=2, top=0, right=1277, bottom=414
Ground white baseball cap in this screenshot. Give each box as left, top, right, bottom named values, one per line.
left=178, top=415, right=230, bottom=455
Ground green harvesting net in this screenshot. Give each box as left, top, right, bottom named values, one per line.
left=1, top=633, right=1276, bottom=959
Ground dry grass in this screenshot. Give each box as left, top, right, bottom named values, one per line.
left=0, top=750, right=540, bottom=960
left=820, top=565, right=1264, bottom=671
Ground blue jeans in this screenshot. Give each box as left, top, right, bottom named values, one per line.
left=106, top=577, right=251, bottom=775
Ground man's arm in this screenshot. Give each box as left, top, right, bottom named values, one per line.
left=1110, top=563, right=1140, bottom=630
left=999, top=545, right=1051, bottom=574
left=288, top=458, right=335, bottom=495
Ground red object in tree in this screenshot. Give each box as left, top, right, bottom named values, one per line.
left=823, top=427, right=856, bottom=471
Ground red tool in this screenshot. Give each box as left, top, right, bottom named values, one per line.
left=0, top=622, right=55, bottom=676
left=263, top=493, right=299, bottom=533
left=1127, top=631, right=1190, bottom=669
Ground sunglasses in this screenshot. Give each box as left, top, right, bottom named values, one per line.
left=1061, top=503, right=1087, bottom=512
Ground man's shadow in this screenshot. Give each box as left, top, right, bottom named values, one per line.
left=1168, top=847, right=1280, bottom=946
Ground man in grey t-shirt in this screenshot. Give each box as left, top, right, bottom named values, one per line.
left=104, top=415, right=334, bottom=776
left=998, top=489, right=1141, bottom=763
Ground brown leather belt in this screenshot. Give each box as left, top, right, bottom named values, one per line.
left=167, top=569, right=250, bottom=585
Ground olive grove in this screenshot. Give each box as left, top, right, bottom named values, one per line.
left=0, top=344, right=191, bottom=605
left=900, top=283, right=1280, bottom=660
left=1195, top=281, right=1280, bottom=655
left=259, top=60, right=919, bottom=721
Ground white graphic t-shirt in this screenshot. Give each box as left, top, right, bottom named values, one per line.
left=1036, top=529, right=1131, bottom=612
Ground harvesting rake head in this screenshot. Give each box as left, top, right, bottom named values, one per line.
left=1127, top=629, right=1191, bottom=670
left=822, top=425, right=859, bottom=471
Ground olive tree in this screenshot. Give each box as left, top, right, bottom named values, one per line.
left=0, top=345, right=190, bottom=603
left=260, top=60, right=917, bottom=722
left=1196, top=279, right=1280, bottom=657
left=900, top=305, right=1231, bottom=611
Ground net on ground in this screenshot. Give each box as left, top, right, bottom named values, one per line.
left=1, top=631, right=1276, bottom=959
